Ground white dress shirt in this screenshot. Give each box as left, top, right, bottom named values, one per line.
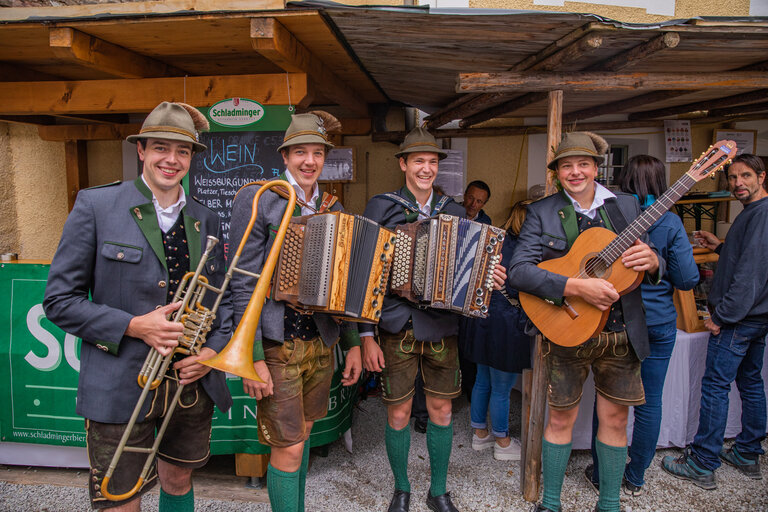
left=563, top=182, right=615, bottom=220
left=141, top=175, right=186, bottom=233
left=285, top=169, right=320, bottom=216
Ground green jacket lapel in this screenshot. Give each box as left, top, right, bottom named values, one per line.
left=131, top=178, right=167, bottom=272
left=557, top=191, right=579, bottom=249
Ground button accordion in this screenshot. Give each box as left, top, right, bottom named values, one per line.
left=272, top=211, right=396, bottom=323
left=390, top=214, right=504, bottom=318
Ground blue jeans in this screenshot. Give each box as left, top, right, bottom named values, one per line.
left=591, top=321, right=677, bottom=487
left=470, top=364, right=518, bottom=438
left=691, top=320, right=768, bottom=470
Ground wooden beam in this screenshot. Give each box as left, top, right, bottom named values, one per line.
left=545, top=90, right=563, bottom=196
left=0, top=62, right=61, bottom=82
left=49, top=27, right=186, bottom=79
left=708, top=100, right=768, bottom=118
left=372, top=120, right=667, bottom=142
left=338, top=118, right=371, bottom=136
left=460, top=92, right=548, bottom=128
left=0, top=0, right=284, bottom=22
left=64, top=140, right=88, bottom=212
left=0, top=73, right=308, bottom=115
left=457, top=71, right=768, bottom=93
left=0, top=115, right=56, bottom=126
left=54, top=113, right=131, bottom=125
left=251, top=18, right=368, bottom=117
left=589, top=32, right=680, bottom=72
left=426, top=23, right=614, bottom=129
left=629, top=89, right=768, bottom=120
left=565, top=90, right=692, bottom=123
left=38, top=124, right=142, bottom=142
left=528, top=34, right=604, bottom=72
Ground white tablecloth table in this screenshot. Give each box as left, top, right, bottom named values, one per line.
left=570, top=329, right=768, bottom=450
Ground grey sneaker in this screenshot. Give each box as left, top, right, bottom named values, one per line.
left=719, top=446, right=762, bottom=480
left=493, top=438, right=521, bottom=461
left=661, top=446, right=716, bottom=490
left=472, top=432, right=495, bottom=451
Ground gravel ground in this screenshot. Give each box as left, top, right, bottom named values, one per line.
left=2, top=391, right=767, bottom=511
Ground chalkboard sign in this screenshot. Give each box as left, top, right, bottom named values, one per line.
left=188, top=131, right=286, bottom=256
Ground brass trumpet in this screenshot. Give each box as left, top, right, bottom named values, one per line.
left=200, top=179, right=297, bottom=379
left=101, top=234, right=225, bottom=501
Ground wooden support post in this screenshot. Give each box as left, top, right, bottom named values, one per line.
left=545, top=90, right=563, bottom=196
left=235, top=453, right=270, bottom=478
left=520, top=368, right=533, bottom=491
left=64, top=140, right=88, bottom=212
left=523, top=335, right=548, bottom=502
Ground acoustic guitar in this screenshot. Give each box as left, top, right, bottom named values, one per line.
left=520, top=140, right=737, bottom=347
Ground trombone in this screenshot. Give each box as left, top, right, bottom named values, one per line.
left=200, top=179, right=296, bottom=379
left=100, top=180, right=295, bottom=501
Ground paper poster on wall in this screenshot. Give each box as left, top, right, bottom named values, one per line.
left=435, top=149, right=465, bottom=198
left=664, top=120, right=692, bottom=162
left=713, top=129, right=757, bottom=156
left=320, top=147, right=355, bottom=182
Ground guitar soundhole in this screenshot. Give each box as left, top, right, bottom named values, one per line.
left=583, top=255, right=610, bottom=279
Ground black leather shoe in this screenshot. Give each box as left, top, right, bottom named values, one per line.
left=531, top=505, right=556, bottom=512
left=414, top=418, right=428, bottom=434
left=426, top=491, right=459, bottom=512
left=387, top=489, right=410, bottom=512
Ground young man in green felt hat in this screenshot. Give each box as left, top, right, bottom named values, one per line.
left=361, top=127, right=506, bottom=512
left=228, top=111, right=362, bottom=512
left=508, top=131, right=663, bottom=512
left=45, top=101, right=233, bottom=511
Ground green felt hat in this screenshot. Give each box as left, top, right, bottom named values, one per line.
left=278, top=112, right=338, bottom=152
left=547, top=131, right=607, bottom=170
left=395, top=127, right=448, bottom=160
left=126, top=102, right=208, bottom=153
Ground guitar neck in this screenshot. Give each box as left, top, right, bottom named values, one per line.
left=599, top=173, right=697, bottom=264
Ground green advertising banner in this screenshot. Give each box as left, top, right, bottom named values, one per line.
left=0, top=263, right=355, bottom=457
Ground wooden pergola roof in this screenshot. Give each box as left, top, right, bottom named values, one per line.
left=0, top=1, right=767, bottom=142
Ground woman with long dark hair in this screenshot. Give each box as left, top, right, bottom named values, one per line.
left=586, top=155, right=699, bottom=497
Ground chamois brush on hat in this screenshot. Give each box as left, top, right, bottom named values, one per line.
left=126, top=101, right=209, bottom=153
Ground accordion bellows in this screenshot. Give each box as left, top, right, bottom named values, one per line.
left=272, top=211, right=396, bottom=323
left=390, top=214, right=504, bottom=318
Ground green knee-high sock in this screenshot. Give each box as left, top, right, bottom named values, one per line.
left=426, top=419, right=453, bottom=497
left=298, top=440, right=311, bottom=512
left=159, top=486, right=194, bottom=512
left=595, top=439, right=627, bottom=512
left=385, top=423, right=411, bottom=492
left=267, top=463, right=300, bottom=512
left=541, top=439, right=572, bottom=512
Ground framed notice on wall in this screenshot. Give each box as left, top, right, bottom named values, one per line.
left=320, top=147, right=355, bottom=182
left=714, top=129, right=757, bottom=156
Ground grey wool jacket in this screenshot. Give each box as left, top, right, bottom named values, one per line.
left=43, top=178, right=233, bottom=423
left=507, top=190, right=666, bottom=361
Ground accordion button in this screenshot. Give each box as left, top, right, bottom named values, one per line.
left=384, top=243, right=390, bottom=250
left=381, top=254, right=387, bottom=261
left=549, top=241, right=554, bottom=246
left=372, top=300, right=379, bottom=308
left=476, top=288, right=483, bottom=296
left=373, top=287, right=381, bottom=295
